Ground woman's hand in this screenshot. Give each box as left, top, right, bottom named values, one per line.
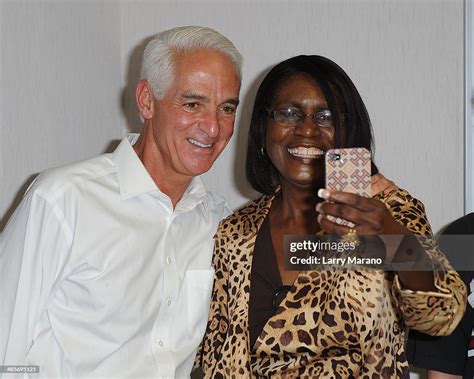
left=371, top=173, right=397, bottom=196
left=315, top=189, right=406, bottom=236
left=315, top=188, right=436, bottom=291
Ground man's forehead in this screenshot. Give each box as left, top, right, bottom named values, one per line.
left=174, top=48, right=238, bottom=77
left=156, top=48, right=241, bottom=102
left=178, top=91, right=240, bottom=105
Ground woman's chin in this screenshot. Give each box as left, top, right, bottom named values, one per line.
left=280, top=176, right=324, bottom=192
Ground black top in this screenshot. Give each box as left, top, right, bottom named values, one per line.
left=248, top=216, right=292, bottom=349
left=407, top=213, right=474, bottom=378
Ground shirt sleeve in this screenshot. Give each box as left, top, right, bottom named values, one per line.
left=377, top=189, right=467, bottom=336
left=0, top=187, right=72, bottom=366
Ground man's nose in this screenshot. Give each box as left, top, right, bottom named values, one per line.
left=200, top=110, right=220, bottom=138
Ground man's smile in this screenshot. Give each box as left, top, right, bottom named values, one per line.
left=187, top=138, right=213, bottom=148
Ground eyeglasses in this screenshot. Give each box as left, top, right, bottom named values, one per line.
left=266, top=108, right=335, bottom=128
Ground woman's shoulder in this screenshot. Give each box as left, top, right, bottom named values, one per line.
left=216, top=194, right=273, bottom=234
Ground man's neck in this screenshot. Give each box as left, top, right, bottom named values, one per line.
left=132, top=127, right=191, bottom=208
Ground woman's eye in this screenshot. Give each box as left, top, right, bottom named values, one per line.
left=315, top=110, right=333, bottom=125
left=280, top=109, right=300, bottom=119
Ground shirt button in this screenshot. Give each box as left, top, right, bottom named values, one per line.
left=166, top=298, right=172, bottom=307
left=157, top=340, right=164, bottom=347
left=166, top=256, right=173, bottom=264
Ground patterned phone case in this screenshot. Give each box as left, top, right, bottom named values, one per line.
left=325, top=148, right=371, bottom=226
left=325, top=147, right=371, bottom=197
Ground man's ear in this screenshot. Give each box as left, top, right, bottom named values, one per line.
left=136, top=80, right=155, bottom=120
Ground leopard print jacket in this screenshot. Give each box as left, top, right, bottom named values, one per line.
left=198, top=189, right=466, bottom=378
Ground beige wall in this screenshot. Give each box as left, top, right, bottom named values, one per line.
left=0, top=0, right=124, bottom=230
left=1, top=0, right=464, bottom=234
left=119, top=0, right=465, bottom=233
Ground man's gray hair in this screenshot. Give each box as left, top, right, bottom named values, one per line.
left=141, top=26, right=242, bottom=99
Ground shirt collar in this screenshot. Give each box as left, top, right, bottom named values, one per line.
left=112, top=134, right=159, bottom=200
left=112, top=134, right=209, bottom=210
left=176, top=175, right=208, bottom=213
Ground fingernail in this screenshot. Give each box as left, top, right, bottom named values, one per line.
left=318, top=189, right=330, bottom=200
left=317, top=214, right=323, bottom=224
left=315, top=203, right=323, bottom=213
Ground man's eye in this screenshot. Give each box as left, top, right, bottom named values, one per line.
left=220, top=105, right=236, bottom=116
left=184, top=102, right=200, bottom=110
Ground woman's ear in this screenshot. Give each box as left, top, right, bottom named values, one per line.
left=136, top=80, right=155, bottom=120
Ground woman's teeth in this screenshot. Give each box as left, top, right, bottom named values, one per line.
left=287, top=146, right=324, bottom=158
left=188, top=138, right=212, bottom=148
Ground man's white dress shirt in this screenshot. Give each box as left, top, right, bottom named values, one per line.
left=0, top=134, right=229, bottom=378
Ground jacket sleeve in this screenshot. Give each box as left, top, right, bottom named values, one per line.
left=194, top=220, right=230, bottom=374
left=379, top=189, right=467, bottom=336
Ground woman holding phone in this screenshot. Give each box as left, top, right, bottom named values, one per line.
left=198, top=55, right=465, bottom=378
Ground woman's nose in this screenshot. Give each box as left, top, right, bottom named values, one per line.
left=294, top=115, right=321, bottom=137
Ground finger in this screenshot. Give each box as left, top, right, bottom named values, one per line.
left=371, top=173, right=399, bottom=195
left=318, top=189, right=375, bottom=212
left=318, top=213, right=353, bottom=235
left=383, top=180, right=398, bottom=194
left=317, top=201, right=373, bottom=226
left=371, top=174, right=383, bottom=195
left=325, top=215, right=356, bottom=229
left=318, top=213, right=374, bottom=235
left=371, top=173, right=382, bottom=185
left=317, top=202, right=385, bottom=233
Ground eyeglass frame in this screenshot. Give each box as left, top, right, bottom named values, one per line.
left=265, top=107, right=346, bottom=128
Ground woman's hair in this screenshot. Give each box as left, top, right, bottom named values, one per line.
left=141, top=26, right=242, bottom=99
left=246, top=55, right=378, bottom=195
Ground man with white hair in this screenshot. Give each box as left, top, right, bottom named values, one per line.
left=0, top=26, right=241, bottom=378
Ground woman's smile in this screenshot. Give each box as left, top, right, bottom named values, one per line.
left=286, top=145, right=325, bottom=160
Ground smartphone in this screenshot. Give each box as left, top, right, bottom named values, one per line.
left=325, top=147, right=371, bottom=197
left=324, top=148, right=371, bottom=227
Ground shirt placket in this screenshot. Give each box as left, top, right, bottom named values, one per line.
left=151, top=212, right=179, bottom=378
